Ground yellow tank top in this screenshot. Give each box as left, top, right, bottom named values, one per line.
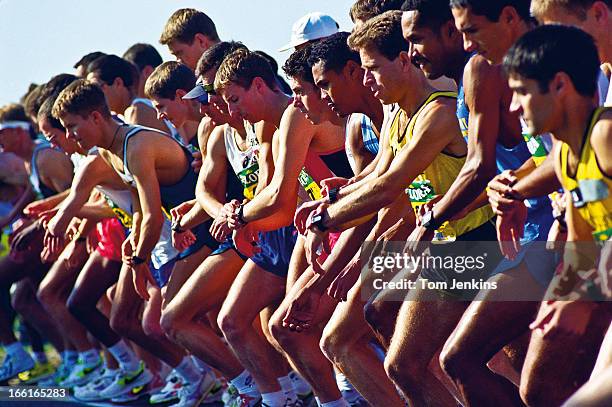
left=389, top=91, right=493, bottom=239
left=559, top=107, right=612, bottom=242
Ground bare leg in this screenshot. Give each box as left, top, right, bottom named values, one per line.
left=322, top=279, right=404, bottom=407
left=385, top=279, right=467, bottom=407
left=161, top=250, right=245, bottom=378
left=218, top=260, right=288, bottom=393
left=440, top=263, right=541, bottom=407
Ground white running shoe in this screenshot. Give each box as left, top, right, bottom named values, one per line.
left=60, top=358, right=103, bottom=388
left=98, top=361, right=153, bottom=399
left=149, top=369, right=183, bottom=404
left=73, top=368, right=117, bottom=401
left=0, top=353, right=35, bottom=382
left=169, top=372, right=220, bottom=407
left=110, top=371, right=164, bottom=403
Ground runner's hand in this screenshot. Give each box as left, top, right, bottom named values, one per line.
left=294, top=200, right=327, bottom=235
left=222, top=200, right=242, bottom=230
left=210, top=216, right=231, bottom=242
left=132, top=263, right=156, bottom=301
left=172, top=229, right=196, bottom=251
left=529, top=300, right=595, bottom=339
left=191, top=151, right=203, bottom=173
left=23, top=199, right=55, bottom=218
left=328, top=258, right=361, bottom=302
left=282, top=285, right=322, bottom=332
left=232, top=225, right=260, bottom=257
left=496, top=201, right=527, bottom=260
left=170, top=201, right=195, bottom=222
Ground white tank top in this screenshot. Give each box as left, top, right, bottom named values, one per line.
left=224, top=122, right=260, bottom=200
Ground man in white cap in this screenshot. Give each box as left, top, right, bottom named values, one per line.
left=278, top=12, right=340, bottom=52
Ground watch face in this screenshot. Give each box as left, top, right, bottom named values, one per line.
left=422, top=210, right=433, bottom=226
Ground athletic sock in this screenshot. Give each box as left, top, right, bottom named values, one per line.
left=190, top=355, right=212, bottom=375
left=335, top=373, right=352, bottom=392
left=321, top=398, right=350, bottom=407
left=230, top=370, right=259, bottom=397
left=107, top=340, right=140, bottom=372
left=261, top=390, right=286, bottom=407
left=33, top=351, right=48, bottom=364
left=174, top=356, right=201, bottom=384
left=79, top=349, right=100, bottom=368
left=288, top=370, right=312, bottom=395
left=278, top=375, right=297, bottom=403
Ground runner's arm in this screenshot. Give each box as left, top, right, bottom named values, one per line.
left=323, top=102, right=459, bottom=231
left=195, top=126, right=232, bottom=219
left=128, top=141, right=164, bottom=260
left=242, top=107, right=315, bottom=227
left=424, top=58, right=501, bottom=225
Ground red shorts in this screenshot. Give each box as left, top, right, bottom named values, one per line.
left=95, top=218, right=126, bottom=261
left=317, top=231, right=342, bottom=263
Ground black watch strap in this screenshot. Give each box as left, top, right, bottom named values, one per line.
left=131, top=255, right=147, bottom=265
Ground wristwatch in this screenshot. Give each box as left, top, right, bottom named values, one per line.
left=237, top=203, right=247, bottom=225
left=421, top=210, right=441, bottom=230
left=131, top=255, right=147, bottom=265
left=171, top=219, right=185, bottom=233
left=327, top=187, right=340, bottom=204
left=310, top=210, right=329, bottom=232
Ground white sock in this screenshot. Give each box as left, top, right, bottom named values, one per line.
left=289, top=370, right=312, bottom=395
left=261, top=390, right=286, bottom=407
left=63, top=350, right=78, bottom=366
left=191, top=355, right=212, bottom=375
left=108, top=340, right=139, bottom=372
left=335, top=373, right=352, bottom=392
left=79, top=349, right=100, bottom=367
left=174, top=356, right=201, bottom=384
left=230, top=370, right=259, bottom=396
left=5, top=342, right=28, bottom=358
left=321, top=398, right=350, bottom=407
left=278, top=375, right=297, bottom=402
left=33, top=351, right=47, bottom=364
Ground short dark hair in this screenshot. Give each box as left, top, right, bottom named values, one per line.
left=253, top=50, right=293, bottom=94
left=160, top=8, right=220, bottom=45
left=350, top=0, right=405, bottom=22
left=503, top=24, right=599, bottom=97
left=73, top=51, right=106, bottom=70
left=145, top=61, right=196, bottom=99
left=123, top=43, right=163, bottom=72
left=38, top=97, right=64, bottom=131
left=308, top=32, right=361, bottom=73
left=348, top=11, right=408, bottom=60
left=449, top=0, right=532, bottom=21
left=215, top=49, right=278, bottom=92
left=87, top=55, right=138, bottom=89
left=401, top=0, right=454, bottom=30
left=24, top=74, right=78, bottom=118
left=0, top=103, right=30, bottom=123
left=195, top=41, right=248, bottom=78
left=283, top=44, right=316, bottom=84
left=53, top=80, right=111, bottom=119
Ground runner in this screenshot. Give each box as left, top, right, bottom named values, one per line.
left=503, top=24, right=612, bottom=406
left=160, top=8, right=220, bottom=71
left=86, top=54, right=168, bottom=131
left=0, top=106, right=73, bottom=382
left=53, top=80, right=211, bottom=405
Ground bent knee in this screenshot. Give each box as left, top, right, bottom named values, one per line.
left=142, top=315, right=164, bottom=340
left=159, top=309, right=182, bottom=339
left=217, top=311, right=248, bottom=341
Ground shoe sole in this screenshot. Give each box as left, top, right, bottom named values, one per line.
left=99, top=370, right=154, bottom=400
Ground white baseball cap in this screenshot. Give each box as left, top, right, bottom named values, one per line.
left=278, top=12, right=339, bottom=52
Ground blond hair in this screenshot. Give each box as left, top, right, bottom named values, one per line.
left=347, top=11, right=407, bottom=60
left=214, top=49, right=277, bottom=92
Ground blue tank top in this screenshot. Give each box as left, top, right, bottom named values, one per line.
left=456, top=61, right=553, bottom=243
left=29, top=141, right=57, bottom=199
left=121, top=126, right=198, bottom=211
left=360, top=115, right=379, bottom=155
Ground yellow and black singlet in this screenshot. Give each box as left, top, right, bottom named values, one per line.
left=389, top=91, right=493, bottom=239
left=559, top=107, right=612, bottom=242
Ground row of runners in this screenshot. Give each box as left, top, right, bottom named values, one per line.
left=0, top=0, right=610, bottom=406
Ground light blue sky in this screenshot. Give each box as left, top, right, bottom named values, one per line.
left=0, top=0, right=355, bottom=106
